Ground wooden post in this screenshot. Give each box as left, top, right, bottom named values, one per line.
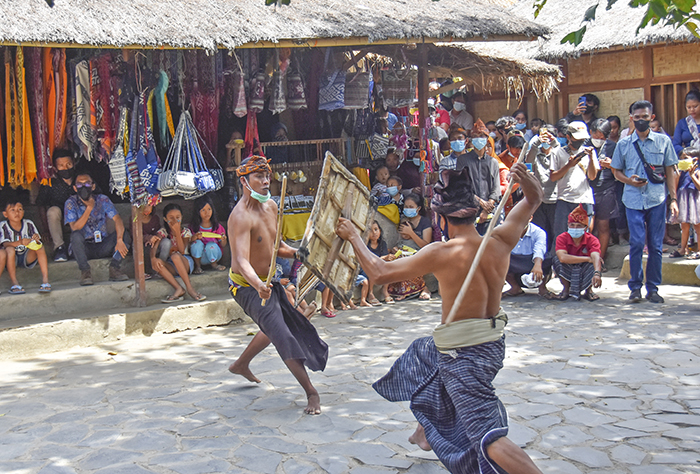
left=132, top=205, right=147, bottom=307
left=417, top=43, right=429, bottom=129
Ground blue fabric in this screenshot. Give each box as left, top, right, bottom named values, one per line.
left=387, top=112, right=398, bottom=130
left=64, top=194, right=118, bottom=240
left=511, top=223, right=547, bottom=261
left=190, top=240, right=222, bottom=264
left=626, top=202, right=666, bottom=293
left=672, top=118, right=693, bottom=156
left=167, top=254, right=194, bottom=274
left=373, top=336, right=509, bottom=474
left=610, top=131, right=678, bottom=210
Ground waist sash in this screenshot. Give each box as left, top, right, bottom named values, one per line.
left=433, top=308, right=508, bottom=354
left=229, top=270, right=268, bottom=295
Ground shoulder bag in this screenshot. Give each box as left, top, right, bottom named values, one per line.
left=633, top=141, right=666, bottom=184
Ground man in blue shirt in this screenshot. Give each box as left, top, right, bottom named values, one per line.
left=65, top=171, right=131, bottom=285
left=611, top=100, right=679, bottom=303
left=504, top=219, right=553, bottom=298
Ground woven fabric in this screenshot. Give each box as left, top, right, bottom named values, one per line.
left=343, top=72, right=370, bottom=109
left=552, top=258, right=595, bottom=295
left=286, top=70, right=307, bottom=110
left=26, top=47, right=52, bottom=184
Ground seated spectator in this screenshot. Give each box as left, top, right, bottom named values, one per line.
left=189, top=195, right=227, bottom=274
left=371, top=165, right=392, bottom=205
left=566, top=93, right=600, bottom=128
left=388, top=193, right=433, bottom=301
left=37, top=148, right=77, bottom=262
left=386, top=176, right=405, bottom=212
left=440, top=127, right=468, bottom=171
left=288, top=258, right=332, bottom=318
left=365, top=220, right=391, bottom=305
left=276, top=257, right=317, bottom=318
left=607, top=115, right=622, bottom=142
left=552, top=204, right=603, bottom=301
left=527, top=124, right=561, bottom=253
left=0, top=198, right=51, bottom=294
left=65, top=171, right=130, bottom=286
left=152, top=203, right=206, bottom=303
left=449, top=92, right=474, bottom=131
left=503, top=218, right=553, bottom=299
left=133, top=204, right=162, bottom=280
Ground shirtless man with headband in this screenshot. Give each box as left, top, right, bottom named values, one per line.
left=227, top=155, right=327, bottom=415
left=337, top=163, right=543, bottom=473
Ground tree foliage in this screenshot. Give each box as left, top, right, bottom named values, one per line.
left=533, top=0, right=700, bottom=45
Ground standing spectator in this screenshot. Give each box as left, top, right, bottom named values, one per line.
left=525, top=118, right=544, bottom=142
left=527, top=124, right=560, bottom=253
left=456, top=120, right=500, bottom=234
left=550, top=121, right=600, bottom=240
left=611, top=100, right=679, bottom=303
left=65, top=171, right=130, bottom=286
left=448, top=92, right=474, bottom=132
left=498, top=134, right=526, bottom=216
left=670, top=90, right=700, bottom=258
left=494, top=116, right=516, bottom=155
left=587, top=118, right=618, bottom=269
left=552, top=204, right=603, bottom=301
left=503, top=218, right=554, bottom=299
left=36, top=148, right=77, bottom=262
left=485, top=120, right=498, bottom=140
left=513, top=109, right=528, bottom=135
left=607, top=115, right=622, bottom=143
left=439, top=127, right=469, bottom=171
left=565, top=93, right=600, bottom=128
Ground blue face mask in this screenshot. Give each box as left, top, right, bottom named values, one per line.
left=568, top=227, right=585, bottom=239
left=515, top=122, right=527, bottom=130
left=412, top=157, right=421, bottom=167
left=556, top=137, right=568, bottom=147
left=451, top=140, right=466, bottom=153
left=244, top=178, right=270, bottom=203
left=540, top=142, right=551, bottom=150
left=471, top=137, right=488, bottom=150
left=403, top=208, right=418, bottom=218
left=387, top=186, right=399, bottom=197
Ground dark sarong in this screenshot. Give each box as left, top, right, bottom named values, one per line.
left=508, top=253, right=552, bottom=278
left=231, top=281, right=328, bottom=372
left=552, top=257, right=595, bottom=297
left=373, top=336, right=509, bottom=474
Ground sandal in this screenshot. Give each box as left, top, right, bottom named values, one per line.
left=582, top=291, right=600, bottom=302
left=551, top=292, right=569, bottom=301
left=321, top=309, right=336, bottom=318
left=191, top=293, right=207, bottom=302
left=192, top=267, right=204, bottom=275
left=161, top=294, right=184, bottom=304
left=687, top=252, right=700, bottom=260
left=539, top=291, right=557, bottom=300
left=384, top=296, right=395, bottom=304
left=368, top=297, right=382, bottom=306
left=9, top=285, right=25, bottom=295
left=669, top=250, right=684, bottom=258
left=39, top=283, right=52, bottom=294
left=502, top=290, right=525, bottom=297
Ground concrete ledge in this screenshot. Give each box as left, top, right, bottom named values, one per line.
left=619, top=254, right=700, bottom=286
left=0, top=296, right=249, bottom=361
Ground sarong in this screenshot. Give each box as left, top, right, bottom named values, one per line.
left=552, top=257, right=595, bottom=296
left=373, top=322, right=509, bottom=474
left=229, top=273, right=328, bottom=372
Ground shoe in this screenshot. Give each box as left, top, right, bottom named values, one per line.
left=80, top=270, right=94, bottom=286
left=629, top=289, right=642, bottom=303
left=109, top=267, right=129, bottom=282
left=646, top=291, right=664, bottom=303
left=54, top=245, right=68, bottom=262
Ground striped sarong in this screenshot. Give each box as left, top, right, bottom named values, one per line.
left=552, top=257, right=595, bottom=297
left=373, top=335, right=509, bottom=474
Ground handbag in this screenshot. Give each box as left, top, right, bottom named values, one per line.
left=369, top=133, right=390, bottom=160
left=249, top=70, right=266, bottom=113
left=318, top=49, right=345, bottom=111
left=633, top=141, right=666, bottom=184
left=343, top=71, right=370, bottom=109
left=286, top=68, right=307, bottom=110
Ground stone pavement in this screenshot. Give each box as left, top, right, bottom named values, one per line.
left=0, top=276, right=699, bottom=474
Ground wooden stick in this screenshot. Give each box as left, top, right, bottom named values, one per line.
left=261, top=175, right=288, bottom=306
left=444, top=144, right=529, bottom=325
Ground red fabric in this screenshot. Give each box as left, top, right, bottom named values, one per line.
left=555, top=232, right=601, bottom=257
left=435, top=108, right=450, bottom=127
left=568, top=203, right=589, bottom=225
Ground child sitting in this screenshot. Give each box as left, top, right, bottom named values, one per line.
left=152, top=203, right=206, bottom=303
left=386, top=175, right=404, bottom=213
left=189, top=196, right=227, bottom=274
left=0, top=199, right=51, bottom=294
left=370, top=165, right=392, bottom=205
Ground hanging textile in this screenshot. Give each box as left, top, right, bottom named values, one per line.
left=155, top=70, right=174, bottom=148
left=93, top=53, right=121, bottom=162
left=286, top=62, right=308, bottom=111
left=5, top=47, right=37, bottom=187
left=382, top=69, right=417, bottom=108
left=108, top=107, right=129, bottom=196
left=125, top=96, right=147, bottom=205
left=190, top=86, right=219, bottom=155
left=343, top=72, right=371, bottom=109
left=244, top=111, right=261, bottom=158
left=232, top=70, right=247, bottom=118
left=75, top=60, right=96, bottom=160
left=248, top=70, right=266, bottom=113
left=125, top=91, right=162, bottom=206
left=25, top=47, right=52, bottom=184
left=318, top=49, right=345, bottom=111
left=43, top=48, right=67, bottom=155
left=269, top=50, right=287, bottom=115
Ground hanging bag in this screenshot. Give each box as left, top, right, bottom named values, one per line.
left=249, top=70, right=266, bottom=113
left=318, top=49, right=345, bottom=111
left=369, top=133, right=390, bottom=160
left=108, top=107, right=129, bottom=196
left=343, top=71, right=370, bottom=109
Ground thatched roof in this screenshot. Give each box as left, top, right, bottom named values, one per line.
left=0, top=0, right=548, bottom=50
left=495, top=0, right=699, bottom=60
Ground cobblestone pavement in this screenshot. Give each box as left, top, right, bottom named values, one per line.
left=0, top=276, right=699, bottom=474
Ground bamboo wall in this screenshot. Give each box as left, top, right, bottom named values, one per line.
left=567, top=88, right=644, bottom=124
left=652, top=42, right=700, bottom=77
left=567, top=49, right=644, bottom=84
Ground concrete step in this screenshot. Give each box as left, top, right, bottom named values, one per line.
left=619, top=254, right=700, bottom=286
left=0, top=256, right=136, bottom=288
left=603, top=242, right=629, bottom=271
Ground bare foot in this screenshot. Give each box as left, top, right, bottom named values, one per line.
left=228, top=361, right=261, bottom=383
left=303, top=301, right=318, bottom=319
left=360, top=299, right=372, bottom=307
left=304, top=392, right=321, bottom=415
left=408, top=424, right=432, bottom=451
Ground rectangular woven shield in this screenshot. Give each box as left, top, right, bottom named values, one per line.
left=297, top=151, right=376, bottom=305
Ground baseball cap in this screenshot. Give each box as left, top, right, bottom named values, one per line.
left=567, top=121, right=590, bottom=140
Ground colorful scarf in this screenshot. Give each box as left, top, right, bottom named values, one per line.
left=5, top=47, right=37, bottom=187
left=236, top=155, right=271, bottom=177
left=75, top=59, right=95, bottom=160
left=26, top=47, right=52, bottom=184
left=93, top=54, right=119, bottom=162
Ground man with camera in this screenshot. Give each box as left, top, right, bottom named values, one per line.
left=611, top=100, right=679, bottom=303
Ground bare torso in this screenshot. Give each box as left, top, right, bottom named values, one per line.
left=228, top=196, right=278, bottom=278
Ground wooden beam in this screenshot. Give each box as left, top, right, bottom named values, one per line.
left=643, top=46, right=653, bottom=99
left=559, top=60, right=569, bottom=118
left=132, top=206, right=147, bottom=307
left=432, top=79, right=468, bottom=97
left=418, top=44, right=429, bottom=129
left=342, top=49, right=369, bottom=71
left=651, top=73, right=700, bottom=86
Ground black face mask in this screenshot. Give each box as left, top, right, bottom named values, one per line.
left=56, top=168, right=75, bottom=181
left=585, top=105, right=595, bottom=115
left=569, top=139, right=585, bottom=150
left=77, top=186, right=93, bottom=201
left=634, top=119, right=651, bottom=133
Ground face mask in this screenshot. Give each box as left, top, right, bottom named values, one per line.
left=56, top=168, right=75, bottom=181
left=441, top=149, right=451, bottom=157
left=585, top=105, right=595, bottom=115
left=244, top=178, right=270, bottom=203
left=451, top=140, right=466, bottom=153
left=568, top=227, right=585, bottom=239
left=556, top=137, right=568, bottom=147
left=569, top=139, right=584, bottom=150
left=540, top=142, right=551, bottom=150
left=634, top=119, right=651, bottom=132
left=489, top=132, right=497, bottom=139
left=452, top=102, right=466, bottom=112
left=515, top=122, right=527, bottom=130
left=412, top=157, right=421, bottom=167
left=471, top=137, right=488, bottom=150
left=591, top=138, right=605, bottom=148
left=387, top=186, right=399, bottom=197
left=77, top=186, right=92, bottom=201
left=403, top=208, right=418, bottom=218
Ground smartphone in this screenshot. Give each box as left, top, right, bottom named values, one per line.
left=539, top=127, right=547, bottom=138
left=578, top=96, right=586, bottom=106
left=635, top=177, right=648, bottom=184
